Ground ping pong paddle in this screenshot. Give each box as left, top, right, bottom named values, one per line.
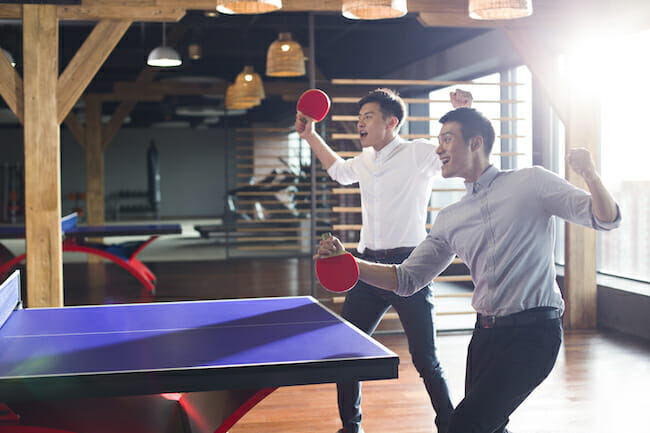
left=315, top=233, right=359, bottom=293
left=297, top=89, right=331, bottom=122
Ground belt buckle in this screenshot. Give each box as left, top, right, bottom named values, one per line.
left=482, top=315, right=496, bottom=328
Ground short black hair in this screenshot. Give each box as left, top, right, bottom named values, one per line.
left=439, top=107, right=495, bottom=156
left=358, top=88, right=406, bottom=130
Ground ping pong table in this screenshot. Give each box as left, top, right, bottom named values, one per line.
left=0, top=271, right=399, bottom=433
left=0, top=213, right=182, bottom=292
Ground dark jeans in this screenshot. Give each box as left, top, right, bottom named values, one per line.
left=447, top=314, right=563, bottom=433
left=337, top=250, right=454, bottom=433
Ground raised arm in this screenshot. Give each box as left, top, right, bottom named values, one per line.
left=295, top=113, right=342, bottom=170
left=566, top=148, right=618, bottom=223
left=450, top=89, right=473, bottom=108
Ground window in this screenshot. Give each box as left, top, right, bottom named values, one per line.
left=426, top=66, right=533, bottom=220
left=553, top=29, right=650, bottom=283
left=597, top=29, right=650, bottom=282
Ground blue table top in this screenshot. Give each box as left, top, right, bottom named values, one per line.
left=0, top=296, right=398, bottom=402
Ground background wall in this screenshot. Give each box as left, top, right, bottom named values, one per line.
left=2, top=126, right=235, bottom=220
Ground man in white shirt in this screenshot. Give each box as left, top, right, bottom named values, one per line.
left=316, top=107, right=621, bottom=433
left=296, top=88, right=471, bottom=433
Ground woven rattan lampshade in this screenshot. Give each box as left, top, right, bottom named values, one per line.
left=469, top=0, right=533, bottom=19
left=266, top=32, right=306, bottom=77
left=188, top=44, right=202, bottom=60
left=225, top=84, right=260, bottom=109
left=342, top=0, right=407, bottom=20
left=216, top=0, right=281, bottom=15
left=226, top=66, right=265, bottom=109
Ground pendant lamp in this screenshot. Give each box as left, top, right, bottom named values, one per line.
left=225, top=84, right=260, bottom=110
left=232, top=65, right=265, bottom=100
left=216, top=0, right=282, bottom=15
left=147, top=23, right=182, bottom=67
left=188, top=44, right=202, bottom=60
left=468, top=0, right=533, bottom=20
left=342, top=0, right=407, bottom=20
left=266, top=32, right=306, bottom=77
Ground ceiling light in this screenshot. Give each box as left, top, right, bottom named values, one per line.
left=216, top=0, right=282, bottom=15
left=2, top=48, right=16, bottom=67
left=225, top=84, right=260, bottom=110
left=468, top=0, right=533, bottom=20
left=266, top=32, right=306, bottom=77
left=188, top=44, right=202, bottom=60
left=342, top=0, right=407, bottom=20
left=147, top=23, right=182, bottom=67
left=233, top=65, right=265, bottom=99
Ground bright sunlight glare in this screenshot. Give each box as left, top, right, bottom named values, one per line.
left=600, top=29, right=650, bottom=185
left=563, top=29, right=650, bottom=185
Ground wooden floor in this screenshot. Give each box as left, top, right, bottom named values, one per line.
left=25, top=258, right=650, bottom=433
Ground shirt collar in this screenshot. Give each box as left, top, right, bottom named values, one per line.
left=374, top=135, right=401, bottom=162
left=465, top=165, right=499, bottom=194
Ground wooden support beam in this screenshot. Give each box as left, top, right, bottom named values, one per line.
left=563, top=87, right=601, bottom=329
left=111, top=81, right=311, bottom=98
left=0, top=4, right=185, bottom=21
left=22, top=4, right=63, bottom=308
left=0, top=48, right=24, bottom=124
left=64, top=112, right=86, bottom=149
left=84, top=96, right=106, bottom=251
left=112, top=81, right=228, bottom=97
left=102, top=100, right=136, bottom=150
left=57, top=19, right=132, bottom=124
left=56, top=5, right=185, bottom=21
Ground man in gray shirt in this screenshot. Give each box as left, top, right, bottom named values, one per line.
left=317, top=107, right=621, bottom=433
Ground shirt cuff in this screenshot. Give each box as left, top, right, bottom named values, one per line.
left=326, top=159, right=342, bottom=178
left=593, top=203, right=622, bottom=231
left=395, top=265, right=418, bottom=297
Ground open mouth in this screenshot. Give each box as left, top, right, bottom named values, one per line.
left=359, top=131, right=368, bottom=138
left=440, top=157, right=450, bottom=166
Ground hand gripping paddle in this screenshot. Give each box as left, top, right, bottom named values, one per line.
left=297, top=89, right=331, bottom=122
left=315, top=233, right=359, bottom=293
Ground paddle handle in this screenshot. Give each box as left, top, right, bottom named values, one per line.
left=320, top=232, right=348, bottom=257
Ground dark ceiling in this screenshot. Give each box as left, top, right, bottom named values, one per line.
left=0, top=11, right=487, bottom=129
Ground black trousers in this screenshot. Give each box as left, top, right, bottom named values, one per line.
left=447, top=313, right=563, bottom=433
left=337, top=249, right=454, bottom=433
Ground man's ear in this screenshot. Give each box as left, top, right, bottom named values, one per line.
left=387, top=115, right=399, bottom=130
left=470, top=136, right=483, bottom=152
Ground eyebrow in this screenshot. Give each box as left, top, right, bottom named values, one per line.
left=359, top=110, right=375, bottom=117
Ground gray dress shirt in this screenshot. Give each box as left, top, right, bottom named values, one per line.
left=396, top=165, right=621, bottom=316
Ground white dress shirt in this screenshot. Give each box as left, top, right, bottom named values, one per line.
left=327, top=136, right=442, bottom=253
left=396, top=165, right=622, bottom=316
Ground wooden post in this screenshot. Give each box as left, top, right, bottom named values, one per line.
left=502, top=27, right=601, bottom=328
left=22, top=4, right=63, bottom=307
left=564, top=86, right=600, bottom=329
left=84, top=95, right=105, bottom=264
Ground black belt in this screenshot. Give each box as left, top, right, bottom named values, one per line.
left=363, top=247, right=414, bottom=259
left=477, top=308, right=561, bottom=329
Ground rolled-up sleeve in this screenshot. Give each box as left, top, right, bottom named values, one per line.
left=327, top=158, right=359, bottom=185
left=534, top=166, right=622, bottom=231
left=396, top=220, right=455, bottom=297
